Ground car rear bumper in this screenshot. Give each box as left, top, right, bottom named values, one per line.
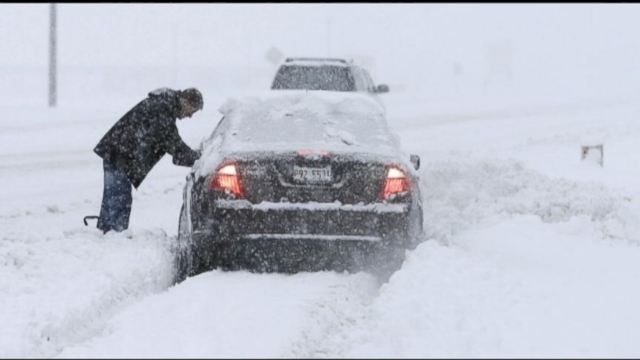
left=192, top=199, right=413, bottom=246
left=193, top=236, right=396, bottom=273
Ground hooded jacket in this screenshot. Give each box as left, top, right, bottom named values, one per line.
left=94, top=89, right=200, bottom=189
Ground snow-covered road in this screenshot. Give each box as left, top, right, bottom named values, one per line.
left=3, top=92, right=640, bottom=358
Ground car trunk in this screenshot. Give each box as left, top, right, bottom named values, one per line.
left=234, top=151, right=389, bottom=205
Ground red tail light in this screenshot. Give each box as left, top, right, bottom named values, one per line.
left=381, top=166, right=410, bottom=200
left=209, top=162, right=245, bottom=198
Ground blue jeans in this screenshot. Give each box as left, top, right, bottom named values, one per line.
left=97, top=159, right=132, bottom=233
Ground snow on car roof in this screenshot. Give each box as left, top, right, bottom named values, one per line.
left=194, top=90, right=401, bottom=177
left=281, top=60, right=349, bottom=67
left=220, top=91, right=393, bottom=150
left=283, top=57, right=350, bottom=67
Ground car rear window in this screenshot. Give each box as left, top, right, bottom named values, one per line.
left=271, top=65, right=356, bottom=92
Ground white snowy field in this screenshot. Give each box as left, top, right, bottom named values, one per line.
left=3, top=88, right=640, bottom=358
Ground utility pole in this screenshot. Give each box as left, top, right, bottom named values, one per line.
left=326, top=18, right=331, bottom=57
left=49, top=3, right=57, bottom=107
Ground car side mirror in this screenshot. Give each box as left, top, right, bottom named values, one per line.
left=410, top=154, right=420, bottom=170
left=376, top=84, right=389, bottom=94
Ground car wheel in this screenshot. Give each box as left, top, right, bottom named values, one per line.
left=174, top=204, right=199, bottom=284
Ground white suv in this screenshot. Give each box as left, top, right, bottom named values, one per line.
left=271, top=57, right=390, bottom=97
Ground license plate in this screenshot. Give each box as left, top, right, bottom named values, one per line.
left=292, top=166, right=332, bottom=184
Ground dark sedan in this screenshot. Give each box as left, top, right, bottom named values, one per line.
left=174, top=91, right=423, bottom=283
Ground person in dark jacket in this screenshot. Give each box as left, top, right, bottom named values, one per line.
left=92, top=87, right=204, bottom=234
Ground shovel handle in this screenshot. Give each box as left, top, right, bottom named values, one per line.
left=83, top=216, right=100, bottom=226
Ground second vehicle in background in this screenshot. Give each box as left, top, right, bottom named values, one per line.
left=270, top=57, right=390, bottom=100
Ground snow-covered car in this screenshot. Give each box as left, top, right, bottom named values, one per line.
left=174, top=91, right=422, bottom=283
left=271, top=57, right=389, bottom=100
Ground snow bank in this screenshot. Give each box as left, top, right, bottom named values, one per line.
left=418, top=156, right=640, bottom=245
left=0, top=228, right=175, bottom=358
left=338, top=214, right=640, bottom=358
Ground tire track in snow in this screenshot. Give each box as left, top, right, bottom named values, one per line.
left=284, top=272, right=381, bottom=358
left=55, top=271, right=380, bottom=358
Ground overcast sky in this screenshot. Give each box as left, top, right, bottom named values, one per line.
left=1, top=3, right=639, bottom=96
